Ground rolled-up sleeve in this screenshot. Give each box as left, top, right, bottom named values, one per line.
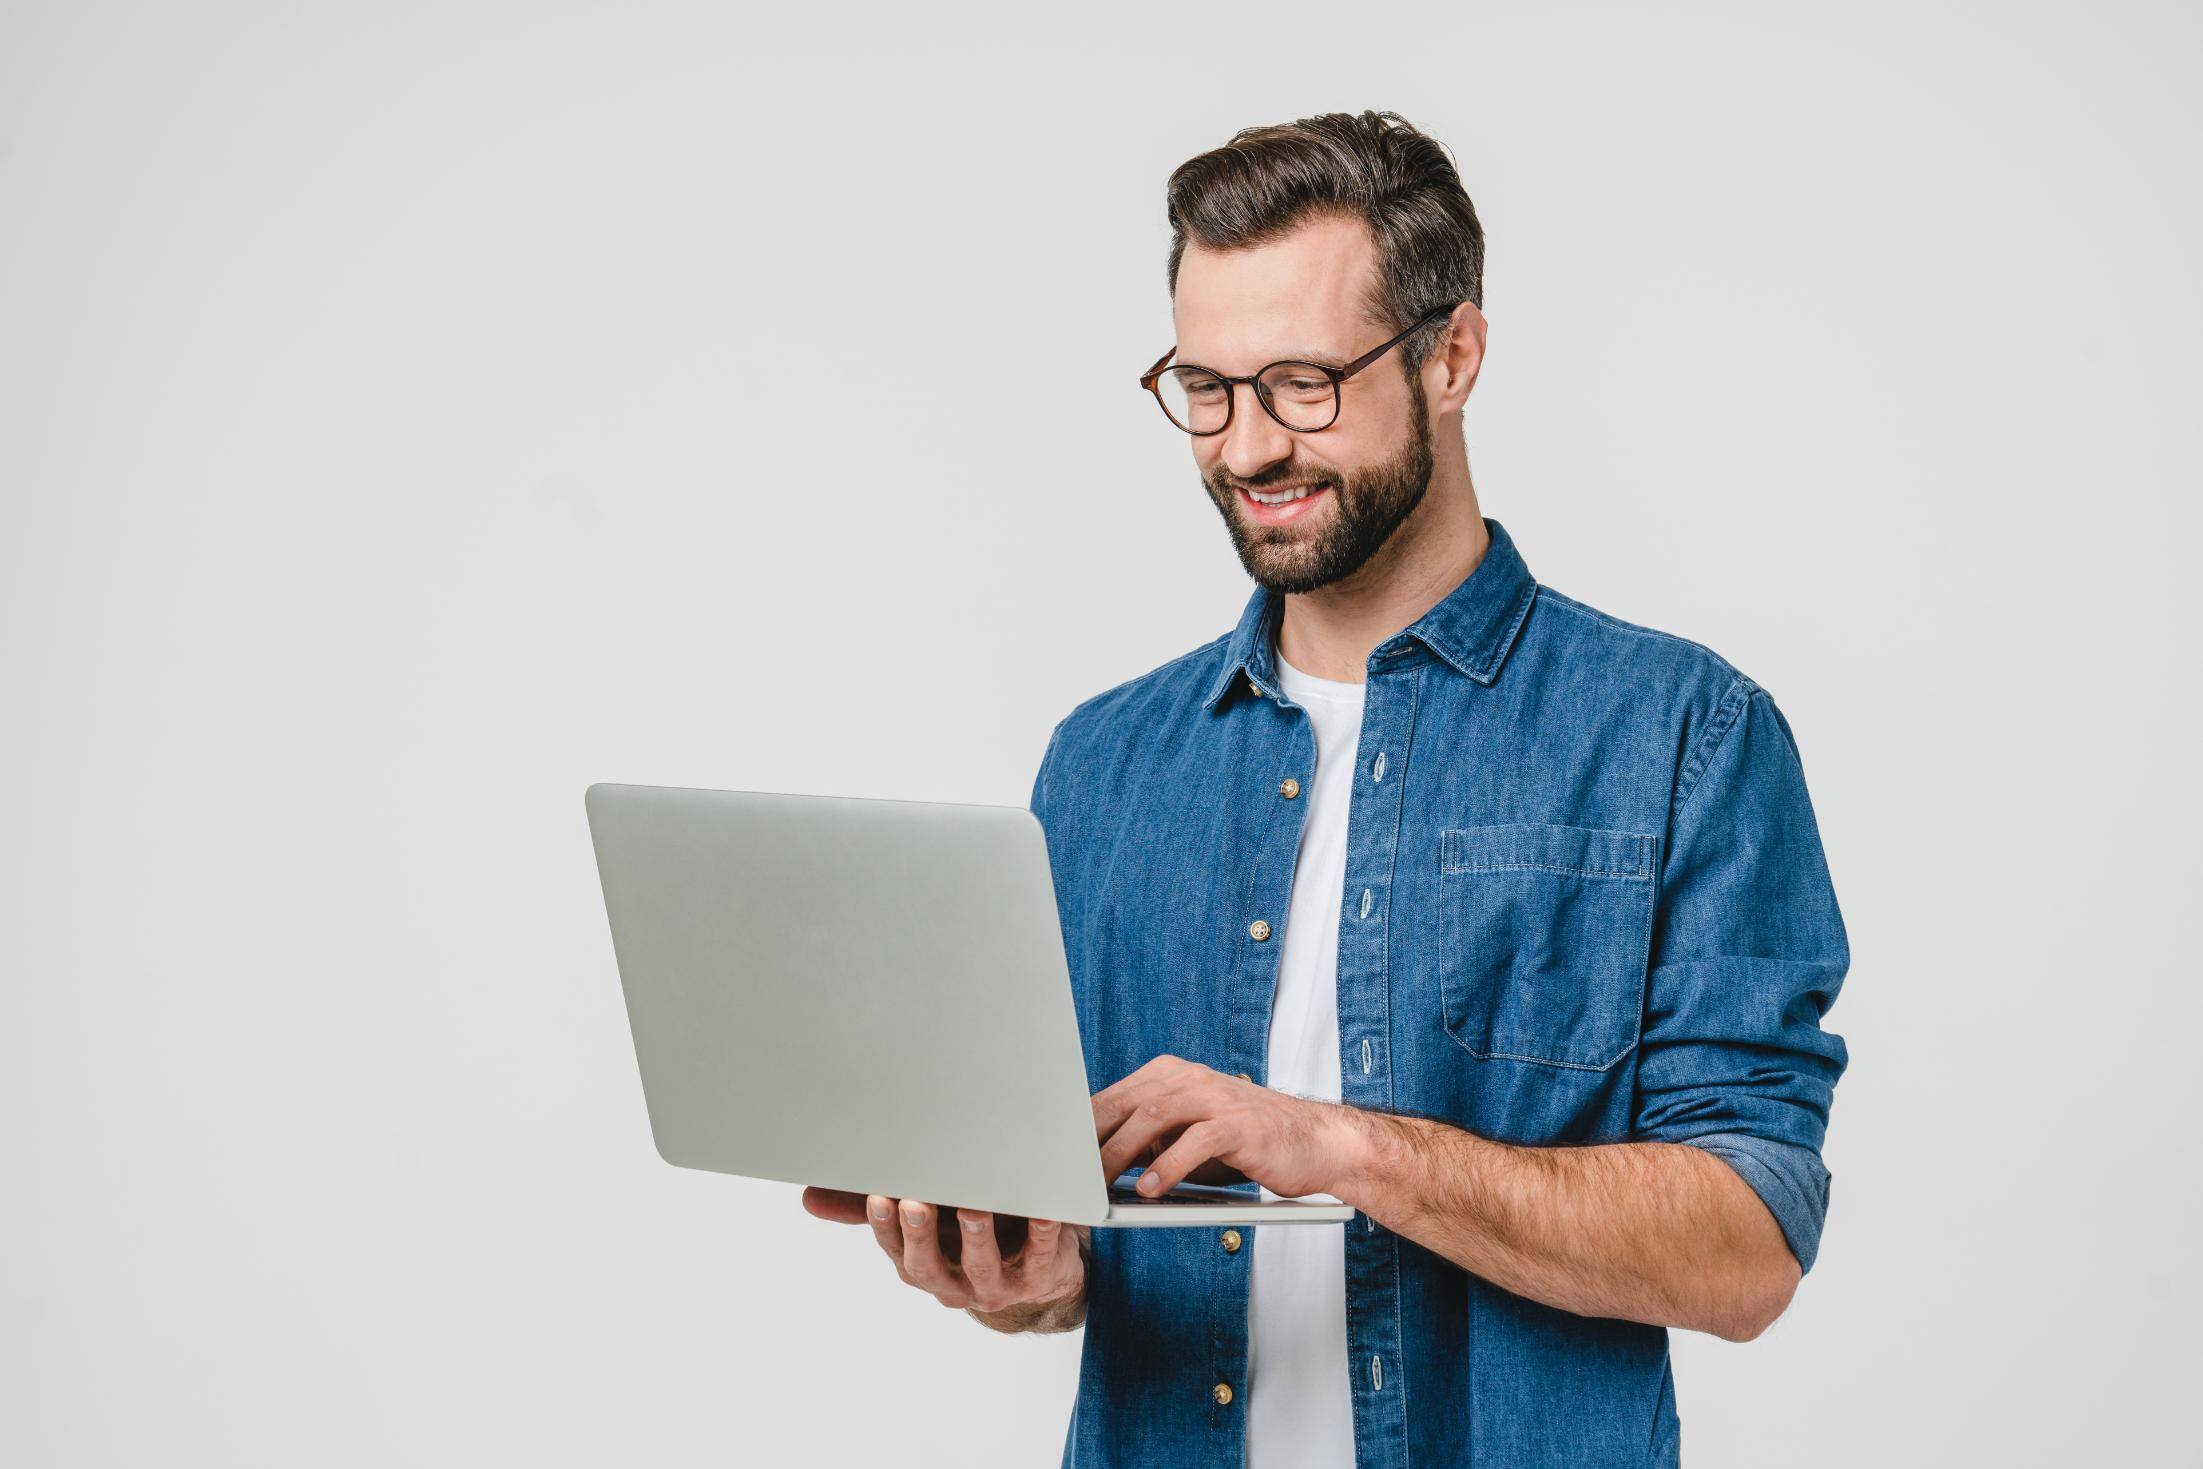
left=1634, top=676, right=1850, bottom=1273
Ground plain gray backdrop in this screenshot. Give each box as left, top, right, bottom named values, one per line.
left=5, top=1, right=2199, bottom=1464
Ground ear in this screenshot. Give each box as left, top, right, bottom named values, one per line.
left=1425, top=300, right=1489, bottom=415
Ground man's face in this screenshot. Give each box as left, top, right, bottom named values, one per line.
left=1199, top=370, right=1433, bottom=596
left=1171, top=217, right=1439, bottom=594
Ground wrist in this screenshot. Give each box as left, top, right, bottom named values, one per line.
left=966, top=1230, right=1089, bottom=1334
left=1326, top=1102, right=1400, bottom=1213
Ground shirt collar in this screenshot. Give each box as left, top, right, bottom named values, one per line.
left=1200, top=516, right=1538, bottom=713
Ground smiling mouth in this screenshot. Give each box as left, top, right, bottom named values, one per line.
left=1241, top=481, right=1329, bottom=506
left=1234, top=480, right=1332, bottom=525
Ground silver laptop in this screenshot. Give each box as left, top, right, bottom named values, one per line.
left=585, top=782, right=1356, bottom=1228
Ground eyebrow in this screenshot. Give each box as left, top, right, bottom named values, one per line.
left=1184, top=348, right=1348, bottom=370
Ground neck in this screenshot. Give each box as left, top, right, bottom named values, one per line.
left=1273, top=459, right=1489, bottom=684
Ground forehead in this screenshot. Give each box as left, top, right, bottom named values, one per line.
left=1173, top=213, right=1381, bottom=369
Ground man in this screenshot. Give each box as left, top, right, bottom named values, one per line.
left=804, top=109, right=1849, bottom=1468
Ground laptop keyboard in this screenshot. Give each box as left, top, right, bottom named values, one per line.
left=1108, top=1182, right=1262, bottom=1206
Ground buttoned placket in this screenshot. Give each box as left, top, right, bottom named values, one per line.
left=1211, top=675, right=1310, bottom=1452
left=1336, top=650, right=1417, bottom=1469
left=1210, top=651, right=1419, bottom=1469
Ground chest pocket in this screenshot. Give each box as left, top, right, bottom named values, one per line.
left=1436, top=823, right=1658, bottom=1071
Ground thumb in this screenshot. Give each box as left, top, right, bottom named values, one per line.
left=800, top=1185, right=872, bottom=1224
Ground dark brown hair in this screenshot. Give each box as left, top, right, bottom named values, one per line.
left=1164, top=109, right=1484, bottom=376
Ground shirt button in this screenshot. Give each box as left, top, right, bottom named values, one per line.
left=1279, top=777, right=1300, bottom=799
left=1234, top=1071, right=1252, bottom=1083
left=1248, top=919, right=1271, bottom=941
left=1212, top=1382, right=1235, bottom=1406
left=1220, top=1228, right=1242, bottom=1253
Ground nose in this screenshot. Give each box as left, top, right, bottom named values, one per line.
left=1216, top=380, right=1296, bottom=482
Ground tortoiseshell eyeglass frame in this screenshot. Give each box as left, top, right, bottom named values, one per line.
left=1137, top=300, right=1462, bottom=435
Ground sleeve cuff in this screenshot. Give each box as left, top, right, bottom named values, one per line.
left=1676, top=1132, right=1832, bottom=1274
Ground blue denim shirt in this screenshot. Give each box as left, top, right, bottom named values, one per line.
left=1029, top=518, right=1849, bottom=1468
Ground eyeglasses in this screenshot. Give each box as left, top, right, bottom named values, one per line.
left=1137, top=301, right=1460, bottom=435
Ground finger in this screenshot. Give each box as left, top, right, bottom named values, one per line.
left=865, top=1194, right=909, bottom=1271
left=1017, top=1216, right=1065, bottom=1281
left=1097, top=1093, right=1198, bottom=1183
left=1089, top=1054, right=1182, bottom=1140
left=1091, top=1086, right=1142, bottom=1145
left=957, top=1209, right=1008, bottom=1310
left=898, top=1199, right=966, bottom=1303
left=802, top=1186, right=871, bottom=1224
left=1097, top=1112, right=1176, bottom=1184
left=1136, top=1120, right=1228, bottom=1197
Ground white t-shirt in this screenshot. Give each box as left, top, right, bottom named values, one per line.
left=1245, top=651, right=1362, bottom=1469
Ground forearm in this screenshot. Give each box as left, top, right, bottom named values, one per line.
left=1331, top=1108, right=1798, bottom=1341
left=967, top=1226, right=1092, bottom=1335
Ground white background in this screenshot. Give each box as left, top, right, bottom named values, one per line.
left=5, top=1, right=2199, bottom=1463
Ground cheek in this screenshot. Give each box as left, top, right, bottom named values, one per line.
left=1288, top=439, right=1349, bottom=478
left=1310, top=436, right=1362, bottom=475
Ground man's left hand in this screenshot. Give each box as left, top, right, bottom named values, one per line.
left=1092, top=1054, right=1358, bottom=1200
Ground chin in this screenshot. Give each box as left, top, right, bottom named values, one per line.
left=1245, top=557, right=1338, bottom=595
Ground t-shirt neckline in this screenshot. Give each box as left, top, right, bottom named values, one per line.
left=1275, top=651, right=1367, bottom=704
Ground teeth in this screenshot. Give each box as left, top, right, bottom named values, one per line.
left=1250, top=483, right=1322, bottom=505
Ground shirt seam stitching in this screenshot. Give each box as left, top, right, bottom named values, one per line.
left=1533, top=586, right=1748, bottom=679
left=1672, top=676, right=1761, bottom=824
left=1069, top=631, right=1235, bottom=725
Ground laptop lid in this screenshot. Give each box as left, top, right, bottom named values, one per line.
left=586, top=782, right=1115, bottom=1227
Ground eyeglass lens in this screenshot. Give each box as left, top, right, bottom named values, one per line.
left=1155, top=363, right=1338, bottom=434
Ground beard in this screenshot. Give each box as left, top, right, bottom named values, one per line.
left=1203, top=369, right=1435, bottom=595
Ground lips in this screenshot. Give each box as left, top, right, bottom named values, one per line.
left=1236, top=481, right=1331, bottom=525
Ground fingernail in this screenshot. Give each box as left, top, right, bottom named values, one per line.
left=902, top=1201, right=924, bottom=1223
left=869, top=1198, right=888, bottom=1220
left=1138, top=1173, right=1159, bottom=1193
left=1033, top=1219, right=1059, bottom=1232
left=962, top=1217, right=983, bottom=1233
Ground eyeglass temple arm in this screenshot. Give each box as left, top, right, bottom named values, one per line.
left=1338, top=302, right=1459, bottom=379
left=1139, top=346, right=1177, bottom=385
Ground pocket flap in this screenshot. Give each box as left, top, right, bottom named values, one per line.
left=1440, top=823, right=1655, bottom=880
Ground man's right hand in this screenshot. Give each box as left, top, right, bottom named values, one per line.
left=801, top=1186, right=1086, bottom=1318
